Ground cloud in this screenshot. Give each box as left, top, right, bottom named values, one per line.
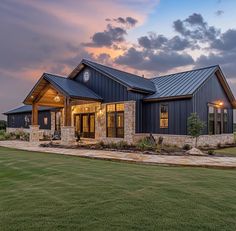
left=115, top=47, right=194, bottom=72
left=211, top=29, right=236, bottom=51
left=173, top=13, right=220, bottom=42
left=83, top=24, right=127, bottom=47
left=83, top=16, right=138, bottom=48
left=215, top=10, right=224, bottom=16
left=138, top=33, right=194, bottom=51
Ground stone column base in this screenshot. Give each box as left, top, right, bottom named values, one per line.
left=61, top=126, right=76, bottom=145
left=29, top=125, right=40, bottom=142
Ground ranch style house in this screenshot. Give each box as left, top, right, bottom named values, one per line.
left=4, top=59, right=236, bottom=147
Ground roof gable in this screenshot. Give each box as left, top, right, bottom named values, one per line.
left=145, top=65, right=236, bottom=107
left=44, top=73, right=102, bottom=101
left=68, top=59, right=156, bottom=94
left=24, top=73, right=102, bottom=104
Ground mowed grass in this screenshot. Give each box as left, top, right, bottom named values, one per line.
left=0, top=147, right=236, bottom=231
left=216, top=147, right=236, bottom=156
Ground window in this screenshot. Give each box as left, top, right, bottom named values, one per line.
left=24, top=115, right=31, bottom=128
left=208, top=106, right=215, bottom=135
left=208, top=105, right=228, bottom=134
left=223, top=109, right=228, bottom=133
left=216, top=108, right=222, bottom=134
left=106, top=103, right=124, bottom=138
left=160, top=104, right=168, bottom=128
left=44, top=117, right=48, bottom=126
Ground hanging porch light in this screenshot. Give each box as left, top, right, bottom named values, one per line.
left=54, top=94, right=61, bottom=103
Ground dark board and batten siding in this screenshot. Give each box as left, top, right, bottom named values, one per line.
left=142, top=99, right=193, bottom=135
left=193, top=73, right=233, bottom=134
left=74, top=66, right=146, bottom=133
left=7, top=111, right=51, bottom=130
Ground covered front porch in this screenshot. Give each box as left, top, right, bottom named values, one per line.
left=23, top=73, right=103, bottom=144
left=23, top=73, right=136, bottom=144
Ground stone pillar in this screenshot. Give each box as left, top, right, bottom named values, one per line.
left=124, top=101, right=136, bottom=144
left=61, top=126, right=76, bottom=145
left=29, top=125, right=40, bottom=142
left=95, top=104, right=106, bottom=140
left=50, top=111, right=55, bottom=134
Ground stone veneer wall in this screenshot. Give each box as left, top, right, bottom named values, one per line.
left=6, top=127, right=52, bottom=140
left=133, top=133, right=235, bottom=147
left=95, top=101, right=136, bottom=144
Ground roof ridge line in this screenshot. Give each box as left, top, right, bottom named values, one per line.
left=83, top=59, right=149, bottom=81
left=151, top=65, right=219, bottom=80
left=44, top=72, right=67, bottom=78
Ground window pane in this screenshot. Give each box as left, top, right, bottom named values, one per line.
left=208, top=106, right=215, bottom=135
left=216, top=108, right=222, bottom=134
left=116, top=112, right=124, bottom=138
left=223, top=109, right=228, bottom=133
left=82, top=116, right=89, bottom=132
left=44, top=117, right=48, bottom=125
left=116, top=103, right=124, bottom=111
left=160, top=105, right=168, bottom=128
left=107, top=112, right=116, bottom=137
left=107, top=104, right=115, bottom=112
left=90, top=115, right=95, bottom=133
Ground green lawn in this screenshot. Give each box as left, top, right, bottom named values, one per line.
left=0, top=147, right=236, bottom=231
left=215, top=147, right=236, bottom=156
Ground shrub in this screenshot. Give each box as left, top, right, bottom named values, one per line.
left=98, top=141, right=105, bottom=147
left=116, top=141, right=129, bottom=149
left=183, top=144, right=192, bottom=150
left=208, top=150, right=215, bottom=155
left=187, top=113, right=205, bottom=147
left=0, top=120, right=6, bottom=131
left=106, top=142, right=117, bottom=149
left=136, top=137, right=156, bottom=151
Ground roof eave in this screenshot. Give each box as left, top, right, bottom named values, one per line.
left=143, top=94, right=193, bottom=102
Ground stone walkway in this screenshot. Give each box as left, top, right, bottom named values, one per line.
left=0, top=141, right=236, bottom=169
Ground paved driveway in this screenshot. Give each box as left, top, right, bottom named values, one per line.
left=0, top=141, right=236, bottom=168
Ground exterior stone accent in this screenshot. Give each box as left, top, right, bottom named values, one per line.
left=95, top=101, right=136, bottom=144
left=6, top=127, right=52, bottom=140
left=133, top=133, right=235, bottom=148
left=51, top=112, right=55, bottom=132
left=61, top=126, right=76, bottom=144
left=29, top=125, right=40, bottom=142
left=124, top=101, right=136, bottom=144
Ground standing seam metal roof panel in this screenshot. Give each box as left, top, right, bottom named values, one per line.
left=82, top=59, right=156, bottom=93
left=145, top=66, right=218, bottom=99
left=44, top=73, right=102, bottom=100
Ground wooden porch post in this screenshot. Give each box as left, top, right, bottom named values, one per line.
left=64, top=97, right=72, bottom=126
left=32, top=103, right=38, bottom=125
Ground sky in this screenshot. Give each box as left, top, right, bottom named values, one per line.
left=1, top=0, right=236, bottom=119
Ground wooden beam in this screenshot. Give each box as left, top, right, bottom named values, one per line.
left=64, top=97, right=72, bottom=126
left=32, top=103, right=38, bottom=125
left=34, top=84, right=51, bottom=103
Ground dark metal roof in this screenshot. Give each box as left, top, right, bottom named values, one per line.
left=145, top=65, right=219, bottom=100
left=44, top=73, right=102, bottom=101
left=79, top=59, right=156, bottom=93
left=4, top=105, right=52, bottom=115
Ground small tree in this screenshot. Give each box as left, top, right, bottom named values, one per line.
left=187, top=113, right=205, bottom=147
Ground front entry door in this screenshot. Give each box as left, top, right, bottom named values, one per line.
left=75, top=113, right=95, bottom=138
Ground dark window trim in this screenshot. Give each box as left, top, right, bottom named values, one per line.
left=106, top=103, right=124, bottom=138
left=207, top=103, right=228, bottom=134
left=160, top=104, right=169, bottom=129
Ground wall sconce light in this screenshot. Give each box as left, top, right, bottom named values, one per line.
left=85, top=107, right=88, bottom=111
left=219, top=102, right=223, bottom=106
left=54, top=94, right=60, bottom=103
